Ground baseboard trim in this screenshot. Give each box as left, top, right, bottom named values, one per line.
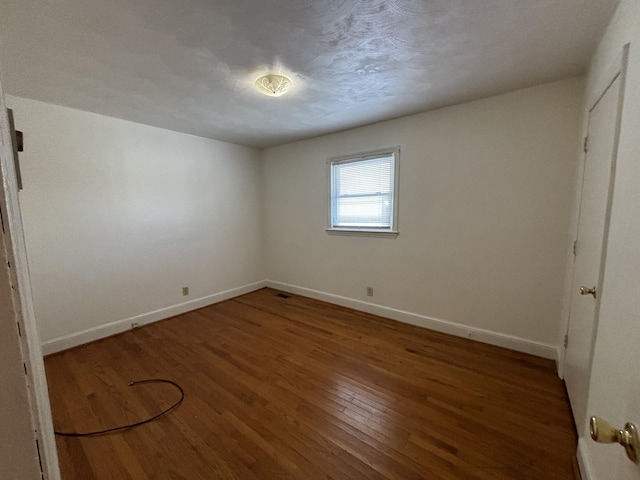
left=576, top=437, right=592, bottom=480
left=42, top=279, right=559, bottom=360
left=265, top=279, right=557, bottom=360
left=41, top=280, right=266, bottom=355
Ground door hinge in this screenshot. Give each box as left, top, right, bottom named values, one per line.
left=564, top=334, right=569, bottom=348
left=7, top=109, right=24, bottom=190
left=583, top=136, right=589, bottom=154
left=573, top=240, right=578, bottom=256
left=35, top=437, right=44, bottom=479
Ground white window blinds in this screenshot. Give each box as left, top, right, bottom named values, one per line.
left=330, top=148, right=398, bottom=231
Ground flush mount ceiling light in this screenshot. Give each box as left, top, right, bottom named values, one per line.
left=254, top=74, right=292, bottom=97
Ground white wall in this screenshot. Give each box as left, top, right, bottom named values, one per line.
left=7, top=96, right=264, bottom=352
left=262, top=78, right=584, bottom=356
left=585, top=0, right=638, bottom=109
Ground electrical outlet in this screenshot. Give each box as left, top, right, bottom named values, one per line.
left=132, top=321, right=139, bottom=329
left=182, top=287, right=189, bottom=296
left=367, top=287, right=374, bottom=297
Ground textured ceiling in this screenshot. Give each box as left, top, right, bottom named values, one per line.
left=0, top=0, right=619, bottom=148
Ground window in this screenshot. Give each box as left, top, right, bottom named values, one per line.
left=328, top=146, right=399, bottom=236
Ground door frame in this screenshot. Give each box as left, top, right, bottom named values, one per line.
left=0, top=76, right=61, bottom=477
left=558, top=45, right=629, bottom=389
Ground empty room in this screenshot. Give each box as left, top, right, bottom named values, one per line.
left=1, top=0, right=640, bottom=479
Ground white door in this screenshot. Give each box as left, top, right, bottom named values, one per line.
left=578, top=42, right=640, bottom=479
left=564, top=74, right=622, bottom=434
left=0, top=72, right=60, bottom=478
left=0, top=204, right=42, bottom=479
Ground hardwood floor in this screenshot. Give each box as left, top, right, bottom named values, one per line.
left=45, top=288, right=577, bottom=479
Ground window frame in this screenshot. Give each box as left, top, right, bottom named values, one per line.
left=326, top=145, right=400, bottom=237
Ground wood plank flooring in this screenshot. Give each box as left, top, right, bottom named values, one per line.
left=45, top=288, right=577, bottom=479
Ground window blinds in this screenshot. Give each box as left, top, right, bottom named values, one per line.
left=331, top=154, right=395, bottom=229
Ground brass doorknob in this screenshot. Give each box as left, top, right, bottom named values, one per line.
left=580, top=286, right=597, bottom=298
left=590, top=416, right=639, bottom=463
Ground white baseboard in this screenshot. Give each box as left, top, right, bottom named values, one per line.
left=265, top=279, right=557, bottom=360
left=576, top=437, right=592, bottom=480
left=41, top=280, right=266, bottom=355
left=42, top=278, right=559, bottom=360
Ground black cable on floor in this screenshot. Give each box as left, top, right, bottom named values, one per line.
left=54, top=379, right=184, bottom=437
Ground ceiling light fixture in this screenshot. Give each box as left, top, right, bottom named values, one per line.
left=254, top=74, right=292, bottom=97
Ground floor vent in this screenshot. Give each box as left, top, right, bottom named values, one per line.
left=275, top=293, right=291, bottom=299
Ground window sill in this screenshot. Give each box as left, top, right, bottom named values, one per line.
left=326, top=229, right=398, bottom=238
